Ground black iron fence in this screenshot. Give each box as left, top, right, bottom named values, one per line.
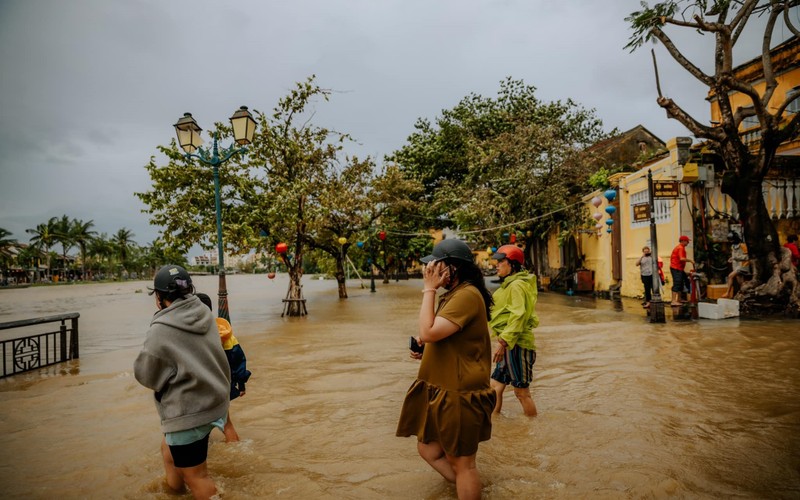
left=0, top=313, right=80, bottom=378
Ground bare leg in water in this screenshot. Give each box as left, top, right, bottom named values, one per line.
left=417, top=441, right=482, bottom=500
left=160, top=437, right=218, bottom=500
left=223, top=411, right=240, bottom=442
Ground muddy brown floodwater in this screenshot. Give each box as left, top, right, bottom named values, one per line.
left=0, top=274, right=798, bottom=499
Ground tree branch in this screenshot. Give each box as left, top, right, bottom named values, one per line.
left=656, top=96, right=725, bottom=141
left=759, top=2, right=784, bottom=108
left=783, top=1, right=800, bottom=37
left=731, top=0, right=759, bottom=45
left=776, top=107, right=800, bottom=143
left=720, top=74, right=768, bottom=122
left=691, top=13, right=725, bottom=32
left=652, top=28, right=715, bottom=86
left=651, top=49, right=664, bottom=97
left=664, top=17, right=705, bottom=29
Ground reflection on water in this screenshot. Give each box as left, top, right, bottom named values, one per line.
left=0, top=275, right=798, bottom=499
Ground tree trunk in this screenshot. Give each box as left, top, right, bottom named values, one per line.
left=284, top=265, right=306, bottom=316
left=335, top=254, right=348, bottom=299
left=722, top=170, right=800, bottom=317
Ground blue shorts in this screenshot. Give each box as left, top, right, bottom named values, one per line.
left=492, top=346, right=536, bottom=389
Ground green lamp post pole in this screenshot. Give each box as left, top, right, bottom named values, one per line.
left=173, top=106, right=257, bottom=322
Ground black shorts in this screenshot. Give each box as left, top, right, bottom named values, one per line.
left=168, top=433, right=210, bottom=468
left=670, top=268, right=687, bottom=293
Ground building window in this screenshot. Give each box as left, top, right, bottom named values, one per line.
left=741, top=115, right=759, bottom=129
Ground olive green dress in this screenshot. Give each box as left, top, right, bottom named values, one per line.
left=396, top=282, right=496, bottom=456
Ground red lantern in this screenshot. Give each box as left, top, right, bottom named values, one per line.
left=267, top=272, right=276, bottom=279
left=275, top=242, right=288, bottom=254
left=510, top=233, right=517, bottom=243
left=378, top=230, right=386, bottom=241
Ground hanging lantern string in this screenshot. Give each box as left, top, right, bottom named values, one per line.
left=383, top=200, right=585, bottom=237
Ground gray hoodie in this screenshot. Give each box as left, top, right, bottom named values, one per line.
left=134, top=295, right=231, bottom=433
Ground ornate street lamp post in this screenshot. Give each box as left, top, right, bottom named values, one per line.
left=173, top=106, right=256, bottom=322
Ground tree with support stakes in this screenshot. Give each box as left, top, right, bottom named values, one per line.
left=626, top=0, right=800, bottom=316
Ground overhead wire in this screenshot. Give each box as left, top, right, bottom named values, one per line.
left=384, top=199, right=585, bottom=237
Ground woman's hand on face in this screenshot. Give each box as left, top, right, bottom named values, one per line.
left=423, top=261, right=449, bottom=290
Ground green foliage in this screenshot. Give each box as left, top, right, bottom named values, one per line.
left=138, top=77, right=424, bottom=302
left=587, top=168, right=612, bottom=190
left=390, top=77, right=610, bottom=246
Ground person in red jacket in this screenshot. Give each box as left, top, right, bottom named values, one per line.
left=784, top=234, right=800, bottom=269
left=669, top=236, right=694, bottom=306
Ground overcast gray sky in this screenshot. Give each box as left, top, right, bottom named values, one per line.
left=0, top=0, right=789, bottom=255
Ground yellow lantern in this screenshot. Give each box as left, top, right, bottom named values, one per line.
left=338, top=236, right=347, bottom=245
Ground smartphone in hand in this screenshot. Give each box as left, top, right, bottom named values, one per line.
left=409, top=336, right=425, bottom=354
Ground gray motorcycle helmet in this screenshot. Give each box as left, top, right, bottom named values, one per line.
left=148, top=265, right=193, bottom=295
left=420, top=239, right=474, bottom=264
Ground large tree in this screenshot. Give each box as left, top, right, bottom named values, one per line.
left=307, top=160, right=422, bottom=298
left=138, top=77, right=411, bottom=314
left=70, top=218, right=96, bottom=280
left=390, top=78, right=609, bottom=252
left=626, top=0, right=800, bottom=315
left=26, top=217, right=57, bottom=281
left=0, top=228, right=17, bottom=282
left=111, top=228, right=136, bottom=274
left=87, top=233, right=116, bottom=277
left=52, top=215, right=76, bottom=277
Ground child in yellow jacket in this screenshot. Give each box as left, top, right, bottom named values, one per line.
left=197, top=293, right=252, bottom=442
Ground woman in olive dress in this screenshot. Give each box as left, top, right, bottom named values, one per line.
left=396, top=239, right=496, bottom=500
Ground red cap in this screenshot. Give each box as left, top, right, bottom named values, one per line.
left=679, top=235, right=690, bottom=242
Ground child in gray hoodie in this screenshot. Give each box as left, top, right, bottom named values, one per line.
left=134, top=265, right=231, bottom=499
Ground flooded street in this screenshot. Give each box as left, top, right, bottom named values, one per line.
left=0, top=274, right=798, bottom=499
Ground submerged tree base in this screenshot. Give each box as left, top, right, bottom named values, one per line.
left=736, top=256, right=800, bottom=318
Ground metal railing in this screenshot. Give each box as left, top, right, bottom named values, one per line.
left=0, top=313, right=80, bottom=378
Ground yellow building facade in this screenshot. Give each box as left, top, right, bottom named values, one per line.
left=567, top=138, right=695, bottom=298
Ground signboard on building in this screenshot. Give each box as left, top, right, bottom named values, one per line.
left=653, top=181, right=681, bottom=198
left=633, top=203, right=650, bottom=222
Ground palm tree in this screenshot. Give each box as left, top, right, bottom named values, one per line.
left=0, top=228, right=18, bottom=283
left=70, top=218, right=96, bottom=280
left=111, top=228, right=136, bottom=275
left=88, top=233, right=115, bottom=278
left=26, top=217, right=58, bottom=281
left=52, top=215, right=75, bottom=279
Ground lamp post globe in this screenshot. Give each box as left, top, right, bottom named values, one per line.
left=172, top=106, right=256, bottom=322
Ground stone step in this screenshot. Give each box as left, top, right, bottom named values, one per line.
left=697, top=298, right=740, bottom=319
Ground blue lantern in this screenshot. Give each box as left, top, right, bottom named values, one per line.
left=491, top=247, right=497, bottom=252
left=604, top=189, right=617, bottom=202
left=605, top=218, right=614, bottom=226
left=606, top=228, right=613, bottom=233
left=357, top=241, right=364, bottom=248
left=605, top=205, right=616, bottom=215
